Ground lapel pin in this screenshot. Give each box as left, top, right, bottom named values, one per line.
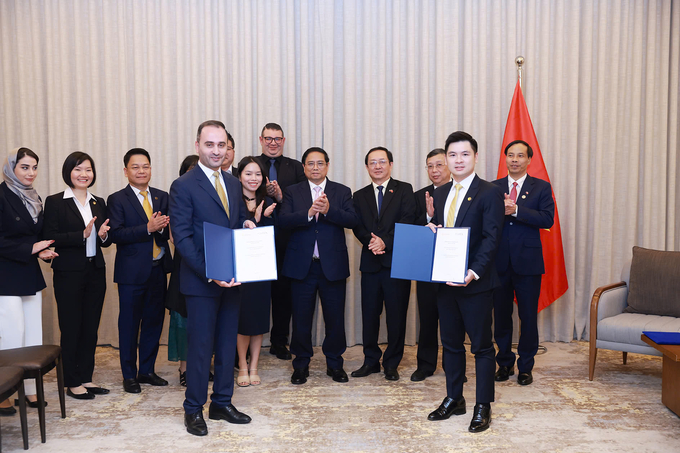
left=389, top=189, right=393, bottom=193
left=521, top=195, right=526, bottom=199
left=467, top=197, right=472, bottom=201
left=92, top=201, right=96, bottom=205
left=154, top=196, right=158, bottom=200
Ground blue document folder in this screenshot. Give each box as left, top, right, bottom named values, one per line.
left=204, top=222, right=236, bottom=281
left=643, top=331, right=680, bottom=345
left=390, top=223, right=436, bottom=282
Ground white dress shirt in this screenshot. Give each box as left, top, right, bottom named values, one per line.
left=506, top=173, right=527, bottom=217
left=63, top=187, right=97, bottom=257
left=372, top=178, right=391, bottom=211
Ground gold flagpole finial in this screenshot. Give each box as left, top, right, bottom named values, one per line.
left=515, top=56, right=524, bottom=90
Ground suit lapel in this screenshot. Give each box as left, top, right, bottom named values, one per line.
left=434, top=181, right=452, bottom=223
left=363, top=185, right=378, bottom=220
left=65, top=197, right=86, bottom=228
left=378, top=179, right=397, bottom=219
left=516, top=175, right=534, bottom=207
left=126, top=185, right=149, bottom=222
left=3, top=185, right=35, bottom=226
left=454, top=176, right=479, bottom=227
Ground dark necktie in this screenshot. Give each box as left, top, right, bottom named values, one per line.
left=377, top=185, right=384, bottom=213
left=269, top=158, right=278, bottom=181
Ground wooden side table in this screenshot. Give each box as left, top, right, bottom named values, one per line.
left=641, top=334, right=680, bottom=416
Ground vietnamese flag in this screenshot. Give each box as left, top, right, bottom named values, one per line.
left=497, top=80, right=568, bottom=312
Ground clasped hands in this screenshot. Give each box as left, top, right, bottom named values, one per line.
left=308, top=193, right=329, bottom=218
left=147, top=212, right=170, bottom=233
left=32, top=240, right=58, bottom=261
left=503, top=193, right=517, bottom=215
left=265, top=178, right=283, bottom=202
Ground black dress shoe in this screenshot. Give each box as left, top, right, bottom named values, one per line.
left=494, top=365, right=515, bottom=382
left=410, top=368, right=434, bottom=382
left=269, top=343, right=292, bottom=360
left=428, top=397, right=466, bottom=420
left=208, top=403, right=251, bottom=424
left=469, top=403, right=491, bottom=432
left=517, top=371, right=533, bottom=386
left=0, top=406, right=17, bottom=416
left=384, top=368, right=399, bottom=381
left=291, top=367, right=310, bottom=385
left=67, top=388, right=95, bottom=400
left=85, top=386, right=110, bottom=395
left=185, top=411, right=208, bottom=436
left=15, top=397, right=47, bottom=408
left=138, top=372, right=169, bottom=386
left=326, top=368, right=349, bottom=383
left=123, top=378, right=141, bottom=393
left=351, top=363, right=381, bottom=378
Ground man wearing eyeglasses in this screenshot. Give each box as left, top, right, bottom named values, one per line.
left=278, top=147, right=358, bottom=385
left=255, top=123, right=306, bottom=361
left=220, top=132, right=237, bottom=175
left=351, top=147, right=416, bottom=381
left=410, top=148, right=452, bottom=382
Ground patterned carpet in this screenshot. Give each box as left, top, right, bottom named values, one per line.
left=1, top=342, right=679, bottom=452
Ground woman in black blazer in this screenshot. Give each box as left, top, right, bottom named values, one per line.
left=0, top=148, right=57, bottom=415
left=43, top=152, right=111, bottom=400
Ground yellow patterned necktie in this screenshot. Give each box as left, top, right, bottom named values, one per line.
left=445, top=184, right=463, bottom=227
left=213, top=171, right=230, bottom=218
left=139, top=191, right=161, bottom=259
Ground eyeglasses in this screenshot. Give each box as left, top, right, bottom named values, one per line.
left=368, top=159, right=388, bottom=168
left=427, top=163, right=447, bottom=170
left=262, top=137, right=284, bottom=144
left=305, top=161, right=327, bottom=168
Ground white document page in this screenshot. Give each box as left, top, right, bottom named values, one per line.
left=232, top=225, right=278, bottom=283
left=431, top=227, right=470, bottom=284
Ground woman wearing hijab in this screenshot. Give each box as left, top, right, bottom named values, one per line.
left=43, top=152, right=111, bottom=400
left=0, top=148, right=57, bottom=415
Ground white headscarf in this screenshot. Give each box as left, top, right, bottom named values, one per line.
left=2, top=147, right=43, bottom=223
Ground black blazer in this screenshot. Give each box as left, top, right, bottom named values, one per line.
left=255, top=154, right=306, bottom=192
left=43, top=191, right=111, bottom=271
left=107, top=185, right=173, bottom=284
left=414, top=184, right=435, bottom=226
left=353, top=178, right=416, bottom=273
left=0, top=182, right=47, bottom=296
left=492, top=175, right=554, bottom=276
left=432, top=176, right=505, bottom=294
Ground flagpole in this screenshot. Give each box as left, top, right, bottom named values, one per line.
left=516, top=56, right=524, bottom=90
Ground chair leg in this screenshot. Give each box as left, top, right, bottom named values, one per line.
left=622, top=351, right=628, bottom=365
left=18, top=383, right=28, bottom=450
left=56, top=356, right=65, bottom=418
left=35, top=374, right=46, bottom=443
left=589, top=344, right=598, bottom=381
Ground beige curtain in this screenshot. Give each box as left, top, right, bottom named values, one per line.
left=1, top=0, right=678, bottom=349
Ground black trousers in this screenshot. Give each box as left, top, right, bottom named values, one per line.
left=359, top=268, right=410, bottom=370
left=493, top=271, right=541, bottom=373
left=290, top=260, right=347, bottom=370
left=415, top=280, right=440, bottom=373
left=53, top=262, right=106, bottom=388
left=438, top=285, right=495, bottom=404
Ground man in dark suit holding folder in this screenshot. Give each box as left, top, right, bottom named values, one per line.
left=426, top=131, right=504, bottom=433
left=169, top=120, right=256, bottom=436
left=492, top=140, right=554, bottom=386
left=352, top=147, right=416, bottom=381
left=278, top=147, right=359, bottom=385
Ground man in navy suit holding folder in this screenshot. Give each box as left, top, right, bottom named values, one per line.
left=108, top=148, right=172, bottom=394
left=492, top=140, right=554, bottom=386
left=278, top=147, right=359, bottom=385
left=169, top=120, right=256, bottom=436
left=426, top=131, right=504, bottom=433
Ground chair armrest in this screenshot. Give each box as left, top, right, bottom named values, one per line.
left=589, top=282, right=627, bottom=344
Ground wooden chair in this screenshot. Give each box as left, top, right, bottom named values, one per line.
left=0, top=346, right=65, bottom=444
left=0, top=366, right=28, bottom=451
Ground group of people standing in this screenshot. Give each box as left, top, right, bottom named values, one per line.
left=0, top=120, right=554, bottom=437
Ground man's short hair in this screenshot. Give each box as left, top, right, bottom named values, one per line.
left=302, top=147, right=330, bottom=164
left=261, top=123, right=285, bottom=137
left=445, top=131, right=478, bottom=154
left=62, top=151, right=97, bottom=188
left=123, top=148, right=151, bottom=167
left=503, top=139, right=533, bottom=158
left=196, top=120, right=228, bottom=143
left=426, top=148, right=446, bottom=161
left=365, top=146, right=394, bottom=165
left=227, top=132, right=235, bottom=148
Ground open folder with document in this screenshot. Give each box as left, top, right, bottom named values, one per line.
left=390, top=223, right=470, bottom=284
left=203, top=222, right=278, bottom=283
